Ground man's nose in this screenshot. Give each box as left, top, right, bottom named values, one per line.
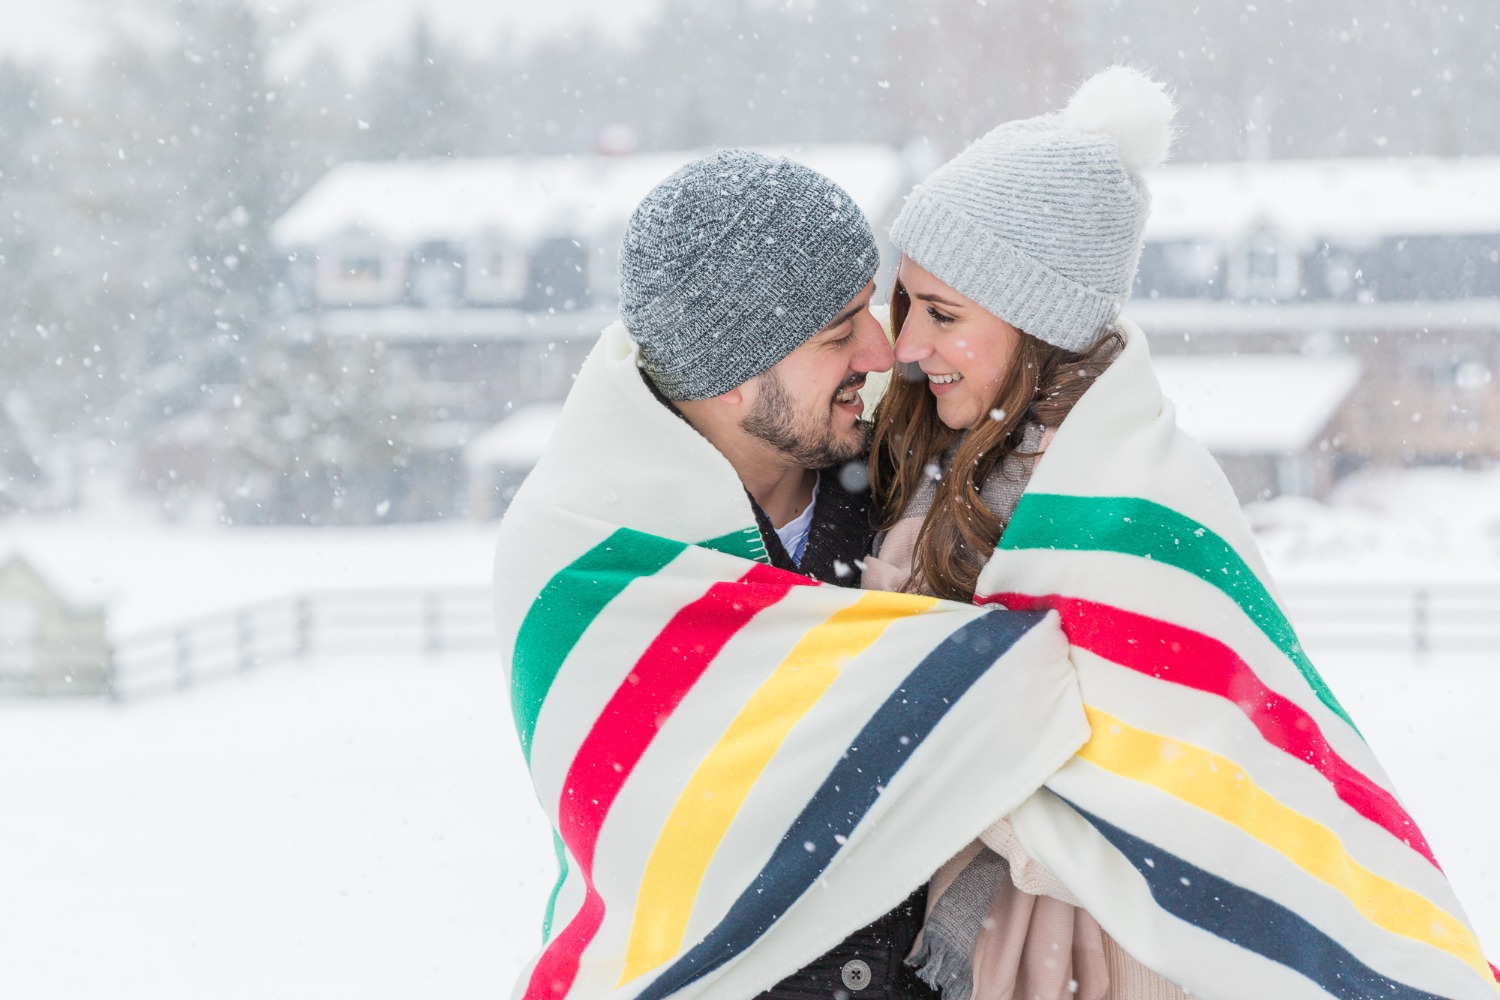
left=851, top=308, right=895, bottom=373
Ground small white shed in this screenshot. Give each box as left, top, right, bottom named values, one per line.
left=1154, top=354, right=1363, bottom=502
left=0, top=553, right=111, bottom=697
left=463, top=403, right=564, bottom=519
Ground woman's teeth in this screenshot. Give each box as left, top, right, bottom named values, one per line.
left=928, top=372, right=963, bottom=384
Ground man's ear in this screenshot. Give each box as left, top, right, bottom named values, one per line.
left=673, top=385, right=744, bottom=430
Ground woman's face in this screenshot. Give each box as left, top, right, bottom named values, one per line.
left=893, top=257, right=1022, bottom=431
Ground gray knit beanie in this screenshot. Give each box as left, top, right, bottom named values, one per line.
left=891, top=66, right=1176, bottom=352
left=619, top=149, right=879, bottom=400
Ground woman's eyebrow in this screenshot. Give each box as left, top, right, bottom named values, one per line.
left=910, top=290, right=966, bottom=310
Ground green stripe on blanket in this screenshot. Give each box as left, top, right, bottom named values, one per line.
left=512, top=528, right=686, bottom=761
left=999, top=492, right=1356, bottom=733
left=698, top=526, right=769, bottom=563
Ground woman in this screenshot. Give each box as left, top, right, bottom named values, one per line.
left=863, top=64, right=1182, bottom=1000
left=863, top=65, right=1496, bottom=1000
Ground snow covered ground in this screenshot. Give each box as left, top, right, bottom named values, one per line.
left=2, top=465, right=1498, bottom=997
left=1, top=652, right=551, bottom=999
left=1248, top=466, right=1500, bottom=584
left=2, top=644, right=1495, bottom=999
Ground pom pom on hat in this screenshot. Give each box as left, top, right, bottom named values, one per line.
left=1062, top=65, right=1176, bottom=173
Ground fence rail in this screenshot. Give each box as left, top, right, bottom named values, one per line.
left=7, top=581, right=1498, bottom=702
left=107, top=586, right=497, bottom=701
left=1278, top=581, right=1500, bottom=653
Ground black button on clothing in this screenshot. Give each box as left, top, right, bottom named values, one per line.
left=754, top=886, right=936, bottom=1000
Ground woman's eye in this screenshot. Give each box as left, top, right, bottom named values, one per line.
left=926, top=305, right=954, bottom=325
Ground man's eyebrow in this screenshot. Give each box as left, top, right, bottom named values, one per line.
left=818, top=302, right=863, bottom=332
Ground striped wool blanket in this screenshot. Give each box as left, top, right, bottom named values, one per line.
left=493, top=322, right=1091, bottom=1000
left=976, top=318, right=1498, bottom=999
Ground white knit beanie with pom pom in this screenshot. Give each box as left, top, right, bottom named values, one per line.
left=890, top=65, right=1176, bottom=351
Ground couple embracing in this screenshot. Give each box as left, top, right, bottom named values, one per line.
left=493, top=67, right=1495, bottom=1000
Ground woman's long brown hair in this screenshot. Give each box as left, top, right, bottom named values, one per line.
left=869, top=275, right=1122, bottom=602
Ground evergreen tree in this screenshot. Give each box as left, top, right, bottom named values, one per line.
left=354, top=18, right=482, bottom=159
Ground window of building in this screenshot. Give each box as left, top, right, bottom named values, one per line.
left=1137, top=240, right=1222, bottom=299
left=1228, top=226, right=1301, bottom=302
left=466, top=237, right=530, bottom=305
left=1407, top=342, right=1490, bottom=390
left=525, top=236, right=590, bottom=311
left=315, top=235, right=405, bottom=306
left=408, top=242, right=464, bottom=309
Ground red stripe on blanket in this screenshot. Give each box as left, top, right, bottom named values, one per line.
left=985, top=592, right=1438, bottom=869
left=563, top=562, right=805, bottom=869
left=526, top=890, right=605, bottom=1000
left=525, top=563, right=807, bottom=999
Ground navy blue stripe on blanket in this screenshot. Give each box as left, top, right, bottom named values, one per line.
left=633, top=610, right=1049, bottom=1000
left=1060, top=797, right=1450, bottom=1000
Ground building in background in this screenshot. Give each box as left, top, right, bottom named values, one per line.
left=462, top=402, right=562, bottom=520
left=1154, top=354, right=1362, bottom=502
left=1135, top=156, right=1500, bottom=496
left=264, top=145, right=919, bottom=520
left=258, top=153, right=1500, bottom=520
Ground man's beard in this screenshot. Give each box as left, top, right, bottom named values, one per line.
left=741, top=367, right=868, bottom=470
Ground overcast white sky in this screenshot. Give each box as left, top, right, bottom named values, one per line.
left=5, top=0, right=659, bottom=76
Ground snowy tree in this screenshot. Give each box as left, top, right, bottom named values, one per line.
left=24, top=0, right=306, bottom=516
left=352, top=18, right=486, bottom=160
left=0, top=63, right=77, bottom=418
left=221, top=333, right=424, bottom=525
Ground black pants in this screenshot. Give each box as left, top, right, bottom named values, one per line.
left=755, top=886, right=936, bottom=1000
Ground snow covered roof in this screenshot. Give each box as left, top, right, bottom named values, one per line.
left=273, top=145, right=915, bottom=249
left=1153, top=353, right=1362, bottom=454
left=463, top=403, right=565, bottom=469
left=1144, top=157, right=1500, bottom=242
left=0, top=550, right=111, bottom=610
left=1125, top=298, right=1500, bottom=335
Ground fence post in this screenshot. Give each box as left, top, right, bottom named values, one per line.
left=237, top=612, right=255, bottom=672
left=424, top=591, right=443, bottom=656
left=295, top=597, right=313, bottom=661
left=1413, top=587, right=1429, bottom=654
left=175, top=630, right=192, bottom=689
left=105, top=642, right=122, bottom=703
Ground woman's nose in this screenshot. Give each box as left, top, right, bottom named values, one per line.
left=893, top=317, right=930, bottom=365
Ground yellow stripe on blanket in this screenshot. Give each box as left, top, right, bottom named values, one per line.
left=619, top=591, right=939, bottom=984
left=1079, top=705, right=1487, bottom=975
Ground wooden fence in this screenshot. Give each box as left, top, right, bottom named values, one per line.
left=1277, top=581, right=1500, bottom=654
left=8, top=581, right=1497, bottom=702
left=106, top=586, right=497, bottom=701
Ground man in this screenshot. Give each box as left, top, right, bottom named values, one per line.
left=493, top=151, right=1087, bottom=1000
left=619, top=150, right=923, bottom=998
left=617, top=149, right=892, bottom=587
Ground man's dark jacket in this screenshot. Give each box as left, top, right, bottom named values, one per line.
left=751, top=460, right=935, bottom=1000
